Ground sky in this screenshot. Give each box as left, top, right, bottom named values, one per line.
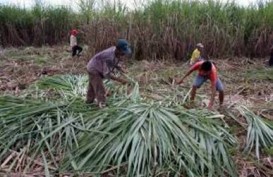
left=0, top=0, right=262, bottom=9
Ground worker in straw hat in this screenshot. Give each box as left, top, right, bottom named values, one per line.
left=176, top=60, right=224, bottom=110
left=70, top=29, right=83, bottom=57
left=189, top=43, right=205, bottom=66
left=86, top=39, right=132, bottom=108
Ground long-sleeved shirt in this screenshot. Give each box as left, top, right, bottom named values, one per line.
left=87, top=46, right=121, bottom=78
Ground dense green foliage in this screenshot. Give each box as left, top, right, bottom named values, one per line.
left=0, top=75, right=237, bottom=176
left=1, top=74, right=273, bottom=176
left=0, top=0, right=273, bottom=57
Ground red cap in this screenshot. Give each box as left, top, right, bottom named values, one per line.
left=71, top=29, right=78, bottom=35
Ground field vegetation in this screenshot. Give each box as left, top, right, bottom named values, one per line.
left=0, top=0, right=273, bottom=176
left=1, top=0, right=273, bottom=59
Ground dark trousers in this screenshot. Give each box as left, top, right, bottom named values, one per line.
left=72, top=45, right=83, bottom=57
left=86, top=70, right=106, bottom=104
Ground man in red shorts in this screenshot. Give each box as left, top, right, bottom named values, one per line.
left=177, top=60, right=224, bottom=109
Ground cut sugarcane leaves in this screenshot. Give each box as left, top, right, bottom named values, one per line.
left=1, top=74, right=272, bottom=176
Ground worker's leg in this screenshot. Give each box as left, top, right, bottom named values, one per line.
left=216, top=78, right=224, bottom=106
left=90, top=71, right=106, bottom=108
left=191, top=75, right=206, bottom=101
left=86, top=72, right=95, bottom=104
left=76, top=45, right=83, bottom=56
left=72, top=46, right=77, bottom=57
left=190, top=86, right=197, bottom=101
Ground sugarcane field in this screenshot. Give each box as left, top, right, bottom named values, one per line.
left=0, top=0, right=273, bottom=177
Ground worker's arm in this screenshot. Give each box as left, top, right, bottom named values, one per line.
left=208, top=83, right=216, bottom=109
left=177, top=69, right=194, bottom=84
left=117, top=66, right=128, bottom=74
left=109, top=74, right=127, bottom=84
left=208, top=69, right=217, bottom=109
left=177, top=62, right=200, bottom=84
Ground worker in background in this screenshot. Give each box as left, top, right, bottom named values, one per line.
left=189, top=43, right=205, bottom=66
left=70, top=29, right=83, bottom=57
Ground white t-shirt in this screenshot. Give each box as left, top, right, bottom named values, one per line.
left=70, top=35, right=77, bottom=47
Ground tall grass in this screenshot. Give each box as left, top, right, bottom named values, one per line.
left=0, top=4, right=77, bottom=46
left=1, top=0, right=273, bottom=58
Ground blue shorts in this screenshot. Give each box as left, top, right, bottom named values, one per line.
left=193, top=75, right=224, bottom=91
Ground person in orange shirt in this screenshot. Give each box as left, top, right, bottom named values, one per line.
left=177, top=60, right=224, bottom=109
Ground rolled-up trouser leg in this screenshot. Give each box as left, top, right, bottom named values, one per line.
left=86, top=72, right=95, bottom=103
left=72, top=46, right=77, bottom=57
left=77, top=46, right=83, bottom=55
left=89, top=70, right=106, bottom=104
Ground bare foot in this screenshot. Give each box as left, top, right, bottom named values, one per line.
left=183, top=101, right=196, bottom=109
left=98, top=102, right=106, bottom=108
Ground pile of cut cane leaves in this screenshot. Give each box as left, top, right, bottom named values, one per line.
left=1, top=74, right=273, bottom=176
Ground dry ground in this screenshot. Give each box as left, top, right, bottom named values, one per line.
left=1, top=46, right=272, bottom=112
left=0, top=46, right=273, bottom=176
